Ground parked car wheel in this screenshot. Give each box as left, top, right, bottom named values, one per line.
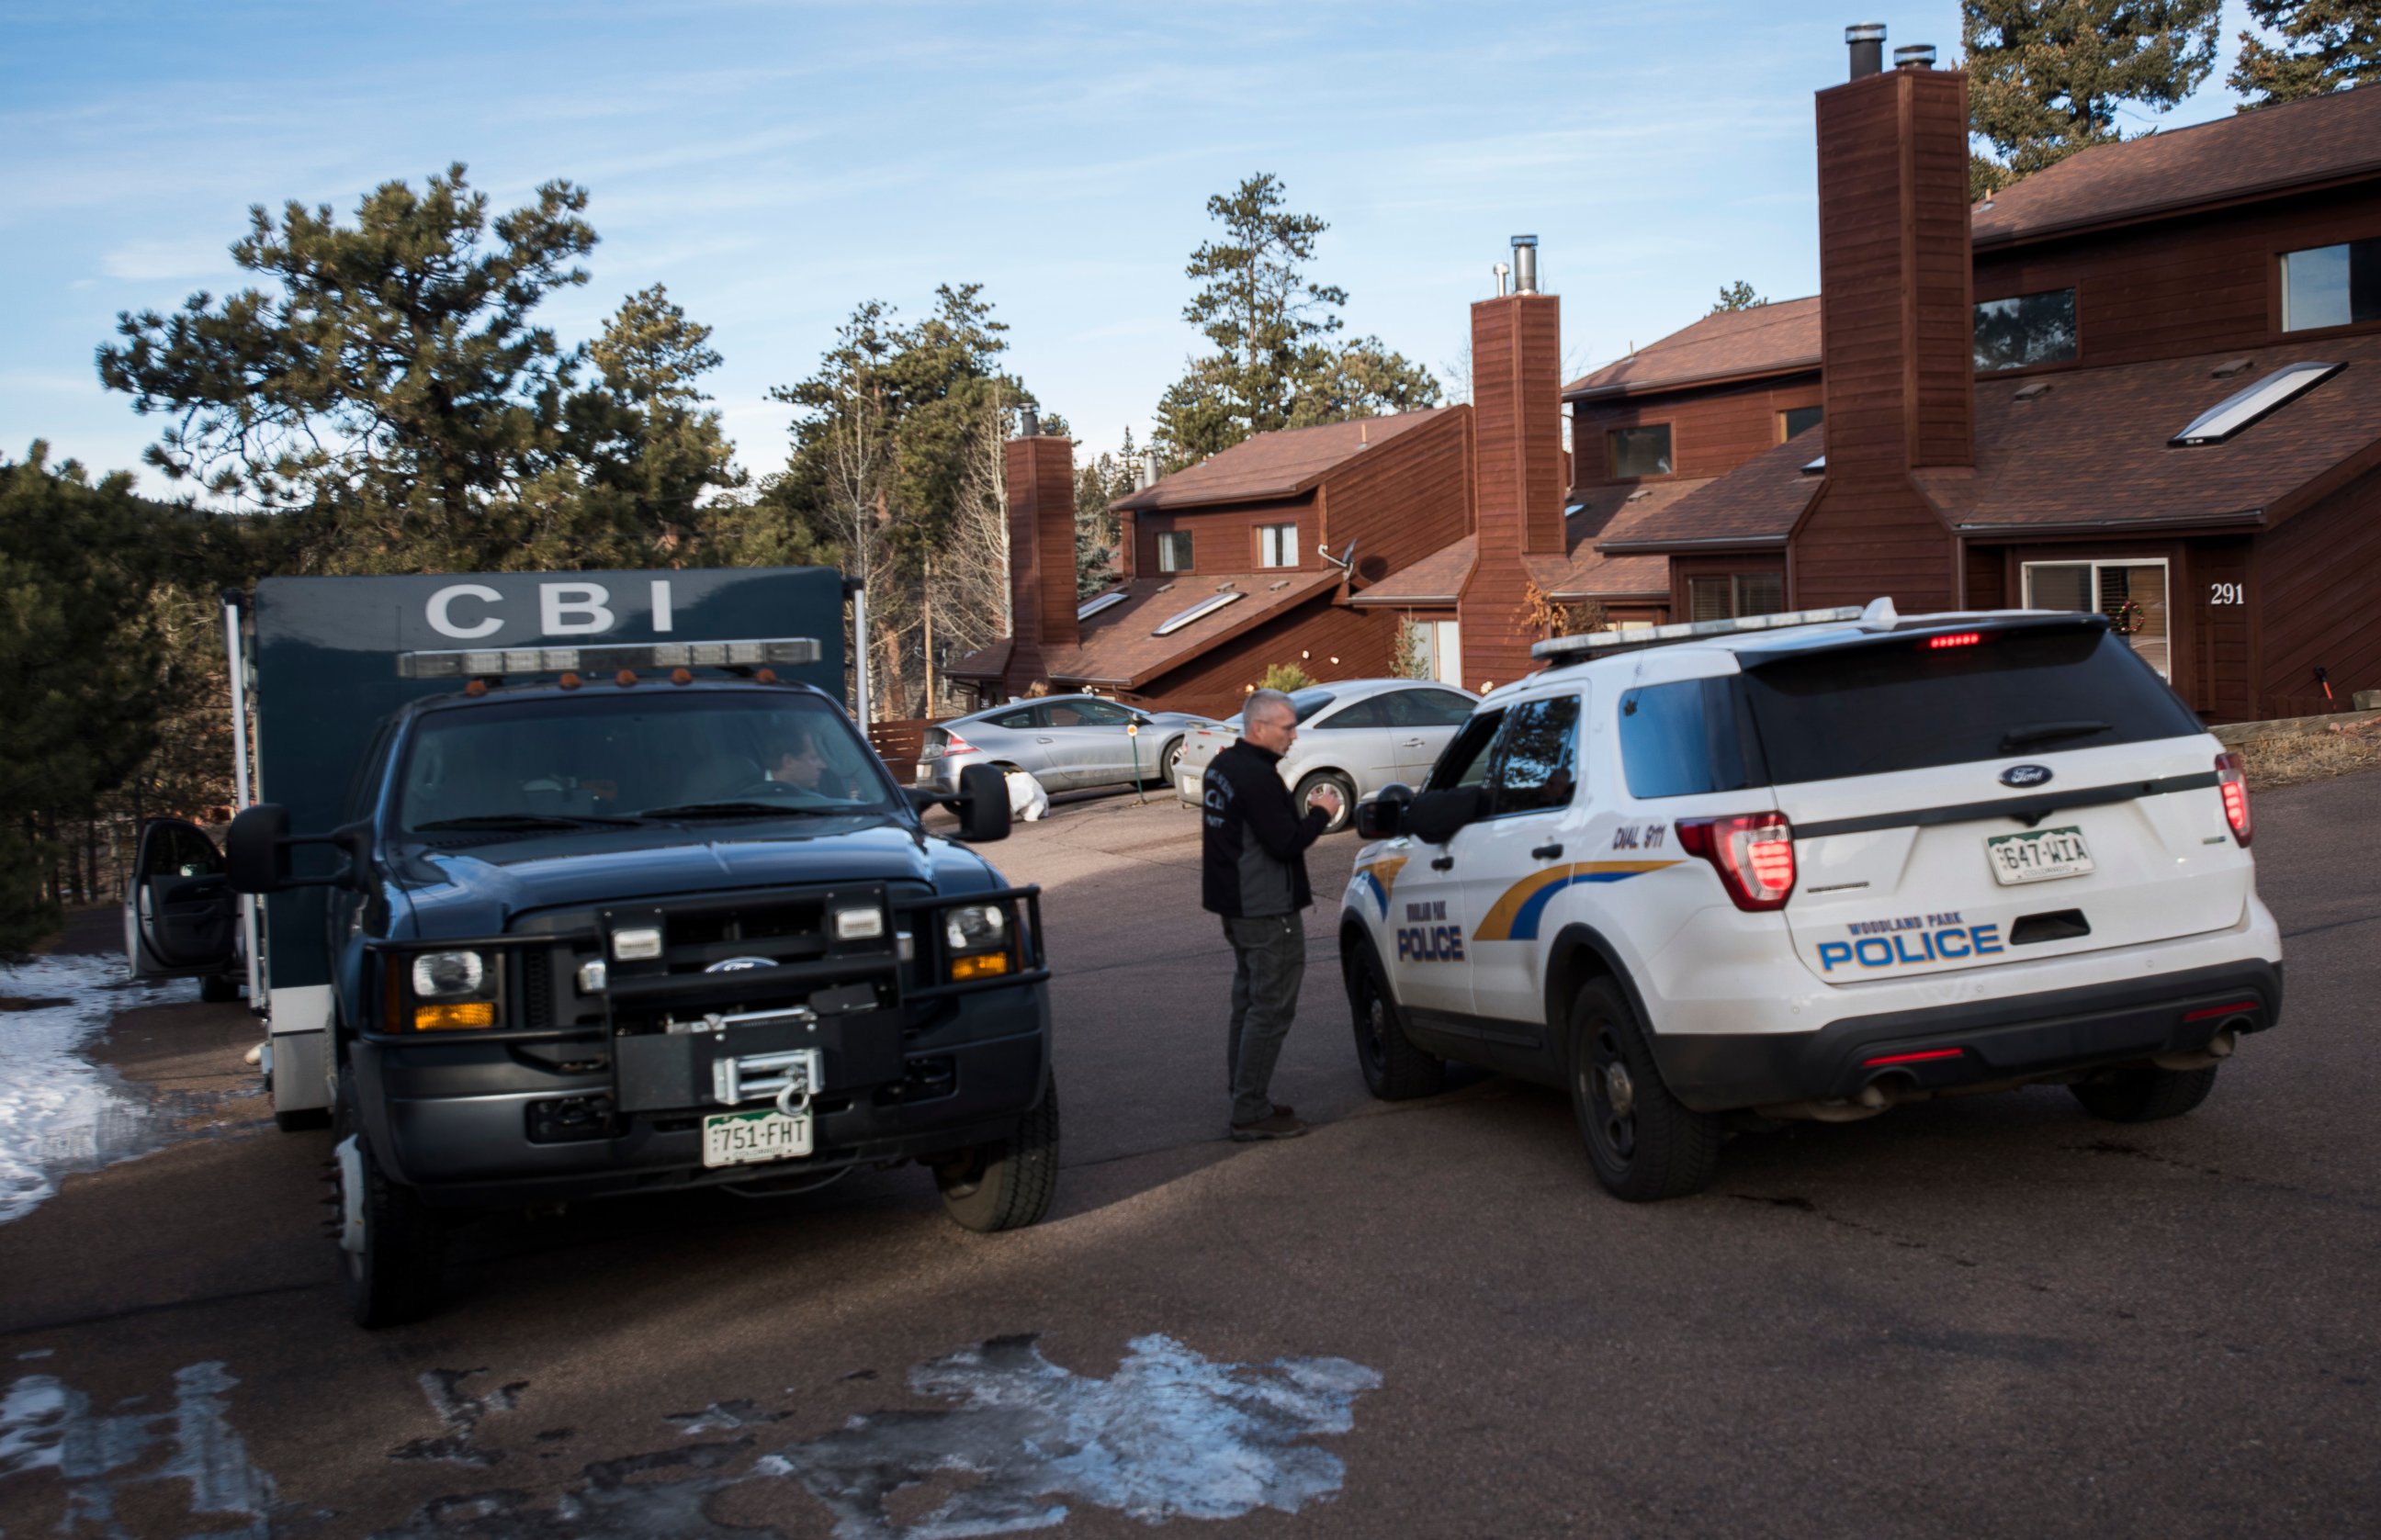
left=933, top=1073, right=1060, bottom=1232
left=1150, top=736, right=1186, bottom=789
left=1567, top=979, right=1721, bottom=1202
left=1295, top=770, right=1357, bottom=834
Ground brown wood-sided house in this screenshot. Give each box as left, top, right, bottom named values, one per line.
left=943, top=407, right=1474, bottom=720
left=1597, top=32, right=2381, bottom=722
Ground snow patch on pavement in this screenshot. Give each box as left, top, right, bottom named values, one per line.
left=0, top=1360, right=277, bottom=1536
left=0, top=953, right=196, bottom=1225
left=372, top=1333, right=1381, bottom=1537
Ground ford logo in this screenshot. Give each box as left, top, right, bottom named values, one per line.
left=2000, top=763, right=2054, bottom=789
left=705, top=957, right=776, bottom=973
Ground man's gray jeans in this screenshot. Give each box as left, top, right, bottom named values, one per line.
left=1224, top=912, right=1306, bottom=1126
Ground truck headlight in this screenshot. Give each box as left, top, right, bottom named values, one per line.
left=405, top=949, right=500, bottom=1030
left=943, top=904, right=1010, bottom=981
left=412, top=950, right=488, bottom=998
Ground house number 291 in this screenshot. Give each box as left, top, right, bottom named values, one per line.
left=2208, top=581, right=2245, bottom=605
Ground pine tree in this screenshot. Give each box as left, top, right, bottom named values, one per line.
left=1711, top=281, right=1766, bottom=313
left=1964, top=1, right=2224, bottom=197
left=1156, top=174, right=1439, bottom=464
left=2230, top=1, right=2381, bottom=105
left=96, top=165, right=742, bottom=575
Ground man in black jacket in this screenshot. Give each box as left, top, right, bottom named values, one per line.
left=1202, top=688, right=1344, bottom=1141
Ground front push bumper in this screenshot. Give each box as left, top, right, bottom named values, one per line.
left=357, top=986, right=1051, bottom=1208
left=1649, top=959, right=2283, bottom=1114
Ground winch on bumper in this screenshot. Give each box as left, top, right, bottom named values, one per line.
left=346, top=882, right=1051, bottom=1206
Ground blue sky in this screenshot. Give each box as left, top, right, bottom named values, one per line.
left=0, top=1, right=2267, bottom=492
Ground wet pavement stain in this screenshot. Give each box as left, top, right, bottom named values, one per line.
left=391, top=1371, right=532, bottom=1467
left=376, top=1332, right=1382, bottom=1538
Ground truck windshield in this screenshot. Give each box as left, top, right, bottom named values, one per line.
left=397, top=692, right=896, bottom=833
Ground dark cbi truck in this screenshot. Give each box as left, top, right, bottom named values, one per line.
left=137, top=568, right=1054, bottom=1325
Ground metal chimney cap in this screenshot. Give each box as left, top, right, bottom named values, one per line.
left=1510, top=234, right=1540, bottom=249
left=1894, top=43, right=1936, bottom=68
left=1845, top=22, right=1887, bottom=41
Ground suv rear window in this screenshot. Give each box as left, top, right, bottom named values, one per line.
left=1738, top=624, right=2200, bottom=785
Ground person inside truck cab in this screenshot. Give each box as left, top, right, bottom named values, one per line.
left=766, top=719, right=860, bottom=800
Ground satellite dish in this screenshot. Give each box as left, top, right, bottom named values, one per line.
left=1318, top=538, right=1359, bottom=573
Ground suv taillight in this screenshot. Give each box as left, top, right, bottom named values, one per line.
left=1676, top=813, right=1797, bottom=911
left=2215, top=750, right=2251, bottom=847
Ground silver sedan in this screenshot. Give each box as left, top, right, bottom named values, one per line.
left=915, top=695, right=1219, bottom=796
left=1170, top=680, right=1480, bottom=832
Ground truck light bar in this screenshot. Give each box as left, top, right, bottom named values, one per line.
left=1532, top=606, right=1871, bottom=661
left=397, top=637, right=821, bottom=680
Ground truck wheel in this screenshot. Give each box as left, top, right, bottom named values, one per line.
left=1346, top=940, right=1444, bottom=1100
left=1295, top=771, right=1357, bottom=834
left=1566, top=978, right=1721, bottom=1202
left=2071, top=1063, right=2220, bottom=1123
left=199, top=972, right=239, bottom=1004
left=333, top=1093, right=446, bottom=1326
left=934, top=1074, right=1060, bottom=1233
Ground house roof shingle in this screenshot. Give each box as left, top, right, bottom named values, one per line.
left=1973, top=84, right=2381, bottom=251
left=1562, top=297, right=1822, bottom=400
left=1348, top=535, right=1476, bottom=607
left=1598, top=434, right=1821, bottom=551
left=1109, top=409, right=1454, bottom=513
left=1605, top=338, right=2381, bottom=550
left=946, top=569, right=1343, bottom=691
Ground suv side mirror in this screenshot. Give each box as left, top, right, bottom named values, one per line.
left=1404, top=785, right=1486, bottom=846
left=227, top=804, right=373, bottom=894
left=955, top=762, right=1012, bottom=842
left=1356, top=782, right=1415, bottom=840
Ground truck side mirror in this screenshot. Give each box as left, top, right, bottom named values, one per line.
left=227, top=804, right=374, bottom=894
left=1356, top=783, right=1415, bottom=840
left=1403, top=785, right=1485, bottom=846
left=955, top=762, right=1012, bottom=842
left=226, top=804, right=292, bottom=894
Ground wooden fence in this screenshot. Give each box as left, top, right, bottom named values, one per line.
left=866, top=717, right=950, bottom=785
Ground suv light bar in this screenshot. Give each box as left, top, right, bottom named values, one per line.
left=1532, top=605, right=1873, bottom=661
left=397, top=637, right=821, bottom=680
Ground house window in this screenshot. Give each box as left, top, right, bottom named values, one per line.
left=2282, top=238, right=2380, bottom=332
left=1608, top=424, right=1673, bottom=478
left=1687, top=572, right=1785, bottom=623
left=2022, top=558, right=2171, bottom=680
left=1258, top=523, right=1299, bottom=568
left=1157, top=531, right=1193, bottom=573
left=1780, top=405, right=1823, bottom=441
left=1974, top=288, right=2078, bottom=371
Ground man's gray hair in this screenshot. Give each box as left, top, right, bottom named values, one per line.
left=1245, top=688, right=1296, bottom=725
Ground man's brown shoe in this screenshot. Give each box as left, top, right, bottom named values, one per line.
left=1230, top=1110, right=1308, bottom=1141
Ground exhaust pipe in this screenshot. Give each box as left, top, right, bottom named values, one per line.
left=2154, top=1027, right=2240, bottom=1072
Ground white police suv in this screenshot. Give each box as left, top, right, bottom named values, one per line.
left=1338, top=601, right=2280, bottom=1202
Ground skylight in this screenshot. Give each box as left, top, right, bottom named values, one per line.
left=1152, top=590, right=1243, bottom=636
left=2171, top=361, right=2343, bottom=446
left=1077, top=591, right=1126, bottom=621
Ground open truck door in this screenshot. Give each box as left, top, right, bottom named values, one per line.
left=122, top=817, right=241, bottom=1001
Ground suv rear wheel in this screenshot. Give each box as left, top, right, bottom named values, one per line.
left=1345, top=939, right=1444, bottom=1100
left=2070, top=1062, right=2220, bottom=1123
left=1567, top=979, right=1721, bottom=1202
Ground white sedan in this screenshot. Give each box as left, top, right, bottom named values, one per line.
left=1172, top=680, right=1480, bottom=832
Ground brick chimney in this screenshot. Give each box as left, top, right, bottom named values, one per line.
left=999, top=422, right=1078, bottom=698
left=1794, top=26, right=1971, bottom=611
left=1456, top=235, right=1565, bottom=691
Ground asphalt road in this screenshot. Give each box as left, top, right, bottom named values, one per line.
left=3, top=772, right=2376, bottom=1538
